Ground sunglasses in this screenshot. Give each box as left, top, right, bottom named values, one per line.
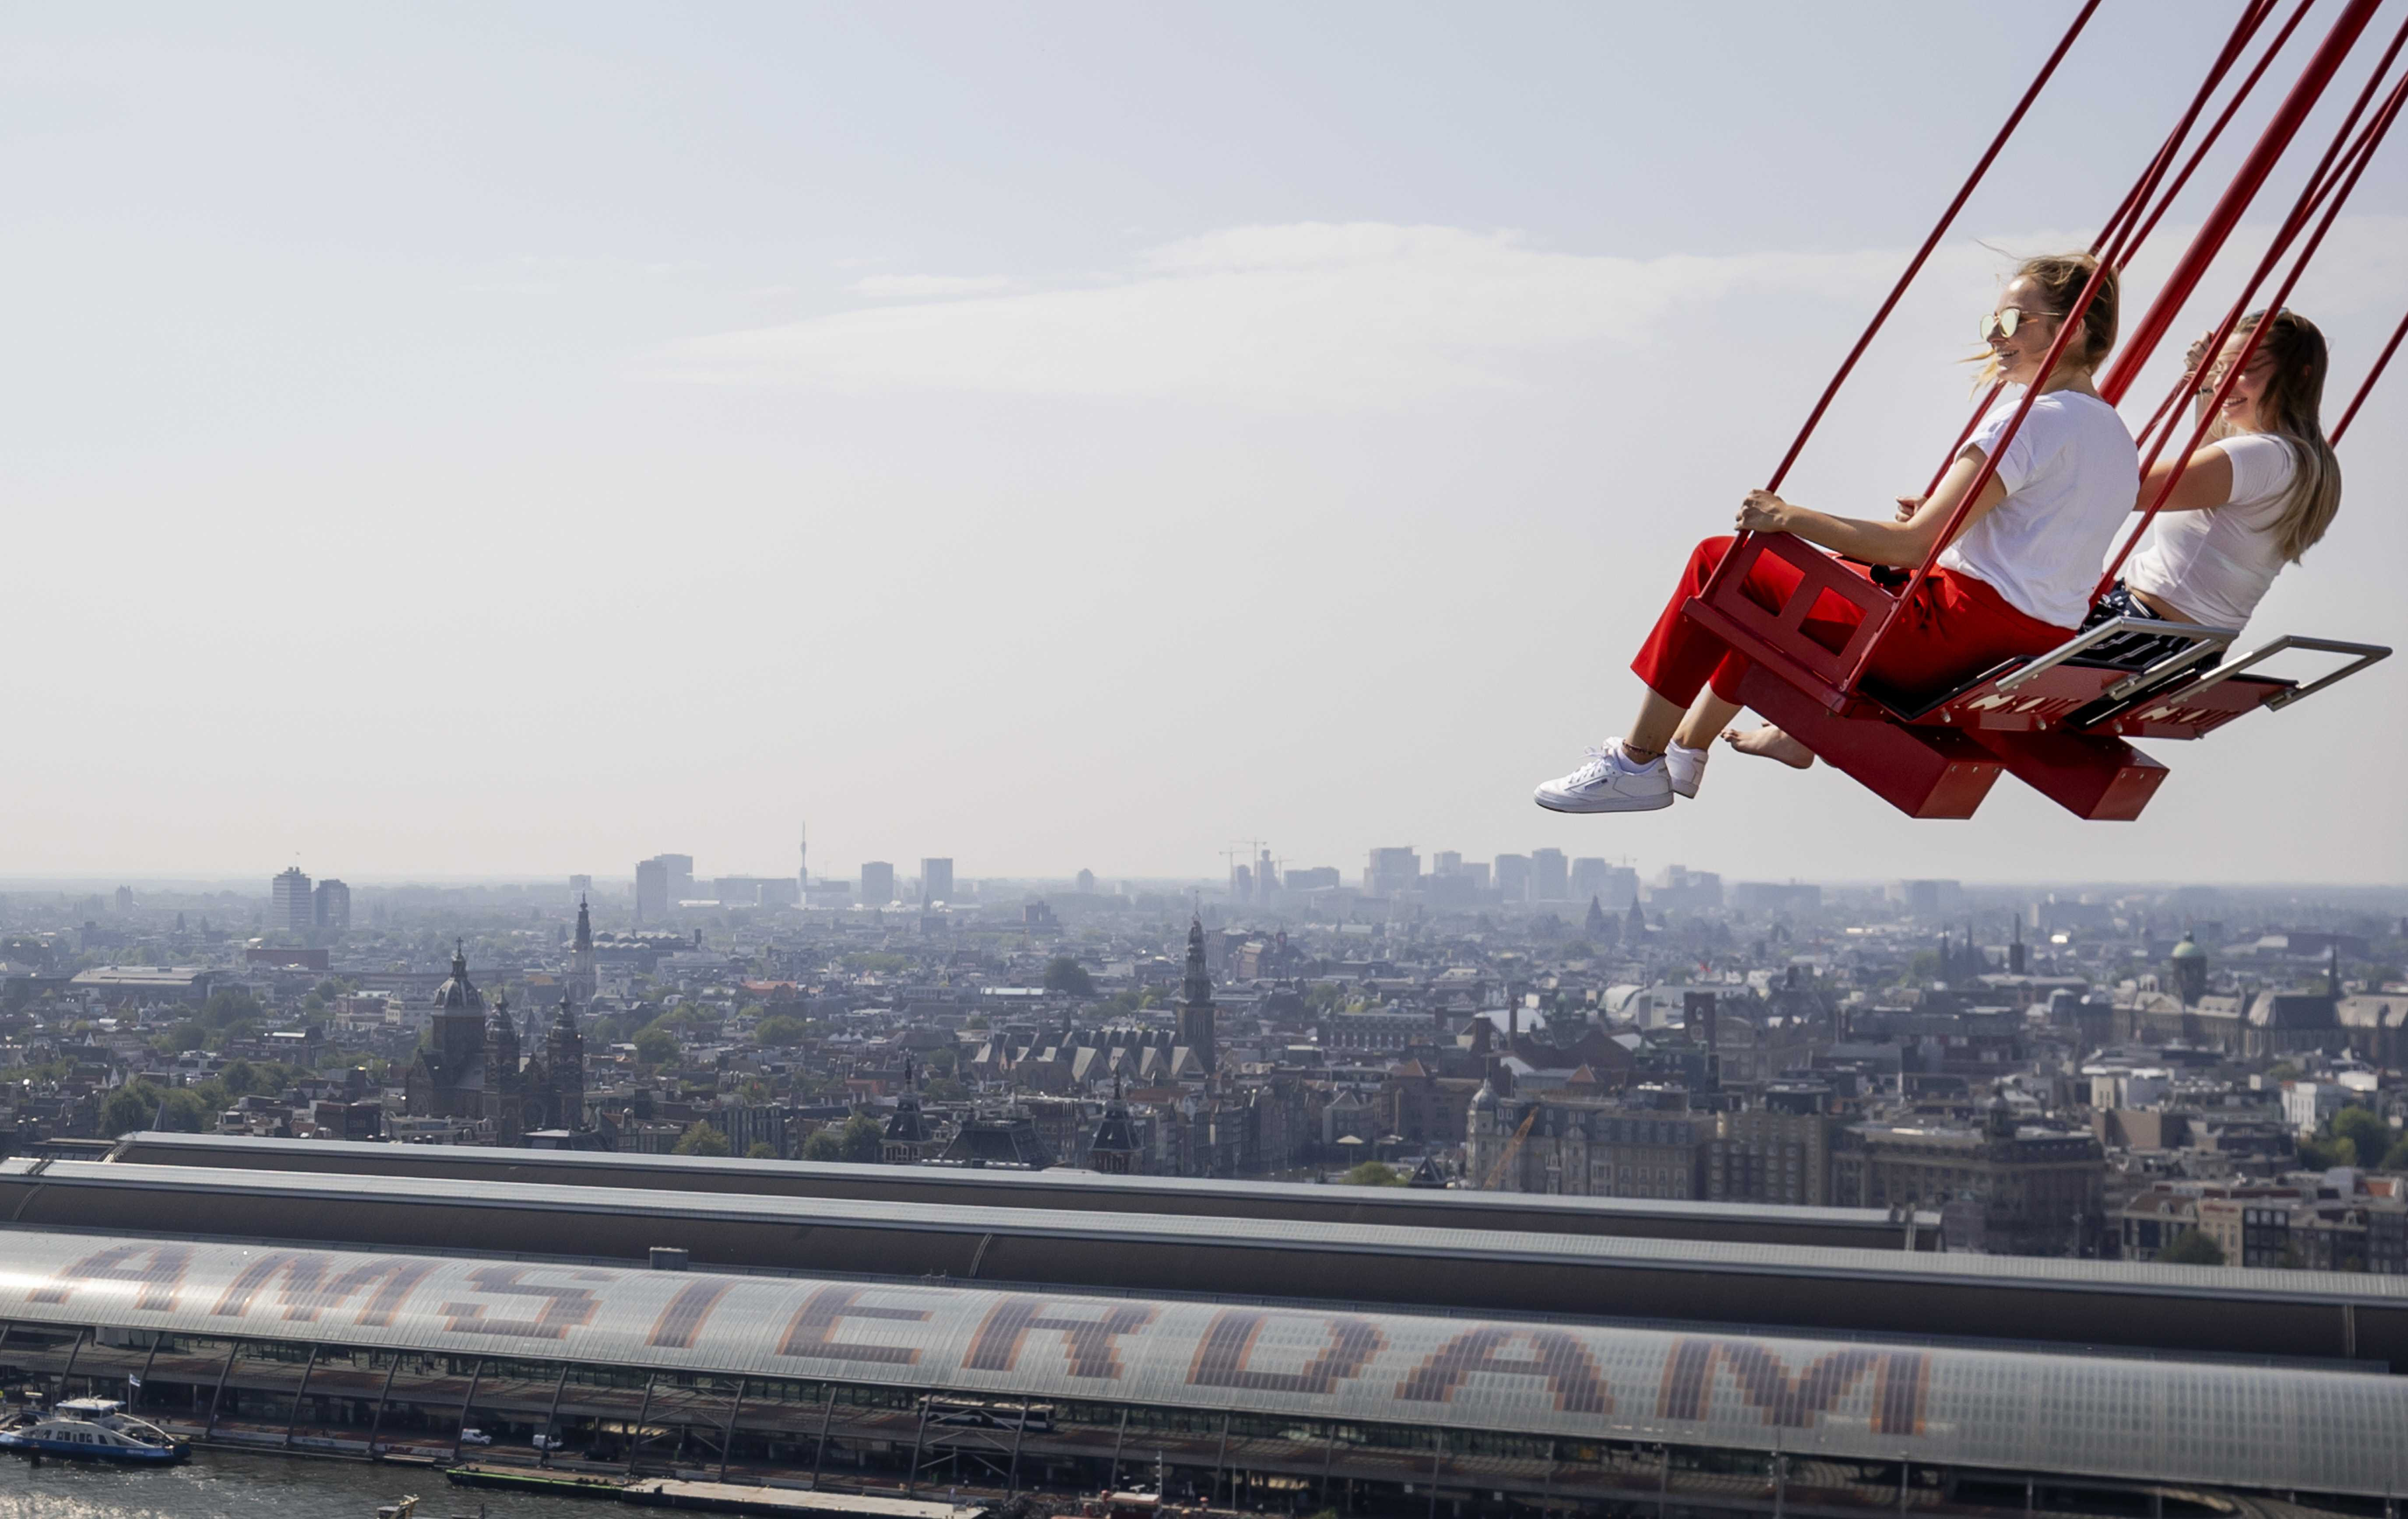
left=1980, top=306, right=2063, bottom=343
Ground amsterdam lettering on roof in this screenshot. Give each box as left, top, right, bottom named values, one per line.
left=1, top=1231, right=2403, bottom=1499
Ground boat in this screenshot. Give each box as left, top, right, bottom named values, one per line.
left=0, top=1397, right=188, bottom=1463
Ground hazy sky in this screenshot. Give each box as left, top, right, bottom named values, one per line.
left=6, top=2, right=2404, bottom=886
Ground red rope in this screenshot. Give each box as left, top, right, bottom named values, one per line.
left=1851, top=0, right=2314, bottom=689
left=2098, top=25, right=2408, bottom=595
left=1757, top=0, right=2101, bottom=497
left=2333, top=302, right=2408, bottom=442
left=2122, top=0, right=2319, bottom=258
left=2092, top=0, right=2283, bottom=258
left=2101, top=0, right=2385, bottom=406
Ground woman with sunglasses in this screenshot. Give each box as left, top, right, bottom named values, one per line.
left=2096, top=308, right=2341, bottom=641
left=1533, top=253, right=2140, bottom=812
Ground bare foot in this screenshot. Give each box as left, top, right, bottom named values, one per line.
left=1722, top=725, right=1816, bottom=770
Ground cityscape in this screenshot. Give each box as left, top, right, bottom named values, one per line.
left=12, top=851, right=2404, bottom=1262
left=9, top=1, right=2408, bottom=1516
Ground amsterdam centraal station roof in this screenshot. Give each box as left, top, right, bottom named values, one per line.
left=1, top=1227, right=2403, bottom=1499
left=13, top=1158, right=2405, bottom=1369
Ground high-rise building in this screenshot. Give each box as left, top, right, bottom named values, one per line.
left=1363, top=847, right=1420, bottom=898
left=861, top=861, right=896, bottom=906
left=921, top=858, right=954, bottom=904
left=312, top=879, right=351, bottom=931
left=1531, top=848, right=1569, bottom=902
left=271, top=868, right=313, bottom=933
left=1075, top=869, right=1096, bottom=894
left=1493, top=854, right=1531, bottom=902
left=635, top=860, right=669, bottom=925
left=114, top=886, right=134, bottom=913
left=798, top=824, right=809, bottom=900
left=1433, top=851, right=1463, bottom=876
left=656, top=854, right=695, bottom=903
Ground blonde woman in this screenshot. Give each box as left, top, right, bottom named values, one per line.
left=2106, top=307, right=2343, bottom=633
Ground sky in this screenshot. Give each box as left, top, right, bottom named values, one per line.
left=4, top=2, right=2404, bottom=887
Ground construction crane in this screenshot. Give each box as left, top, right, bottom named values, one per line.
left=1482, top=1106, right=1539, bottom=1192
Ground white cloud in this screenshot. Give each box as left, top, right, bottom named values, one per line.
left=658, top=218, right=2408, bottom=413
left=848, top=273, right=1019, bottom=298
left=664, top=224, right=1897, bottom=408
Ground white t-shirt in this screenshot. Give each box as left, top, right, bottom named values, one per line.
left=1937, top=387, right=2140, bottom=629
left=2122, top=432, right=2297, bottom=629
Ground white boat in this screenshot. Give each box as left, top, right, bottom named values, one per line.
left=0, top=1398, right=188, bottom=1463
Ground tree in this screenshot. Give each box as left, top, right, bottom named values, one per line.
left=102, top=1082, right=212, bottom=1136
left=840, top=1111, right=884, bottom=1164
left=1043, top=957, right=1095, bottom=997
left=672, top=1121, right=730, bottom=1157
left=2158, top=1229, right=2225, bottom=1266
left=1338, top=1160, right=1406, bottom=1187
left=799, top=1129, right=846, bottom=1162
left=632, top=1027, right=679, bottom=1068
left=200, top=987, right=261, bottom=1029
left=754, top=1014, right=809, bottom=1048
left=2381, top=1134, right=2408, bottom=1173
left=2330, top=1106, right=2390, bottom=1161
left=746, top=1142, right=778, bottom=1160
left=2299, top=1133, right=2358, bottom=1170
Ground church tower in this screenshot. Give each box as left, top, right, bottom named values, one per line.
left=544, top=988, right=587, bottom=1132
left=1176, top=916, right=1217, bottom=1076
left=566, top=895, right=597, bottom=1008
left=484, top=992, right=525, bottom=1144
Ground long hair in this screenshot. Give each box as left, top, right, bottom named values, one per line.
left=1973, top=253, right=2119, bottom=389
left=2209, top=309, right=2341, bottom=563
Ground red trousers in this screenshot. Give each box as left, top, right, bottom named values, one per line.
left=1632, top=536, right=2073, bottom=707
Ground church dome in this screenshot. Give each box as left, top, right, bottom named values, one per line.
left=1471, top=1077, right=1500, bottom=1114
left=431, top=943, right=485, bottom=1013
left=2171, top=932, right=2207, bottom=960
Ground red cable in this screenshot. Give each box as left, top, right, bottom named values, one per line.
left=2101, top=0, right=2285, bottom=253
left=2098, top=35, right=2408, bottom=594
left=1757, top=0, right=2102, bottom=497
left=2123, top=0, right=2319, bottom=258
left=2333, top=302, right=2408, bottom=442
left=1929, top=0, right=2278, bottom=507
left=2101, top=0, right=2384, bottom=405
left=1852, top=0, right=2311, bottom=689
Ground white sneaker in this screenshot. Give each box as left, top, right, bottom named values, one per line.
left=1665, top=741, right=1708, bottom=800
left=1533, top=741, right=1674, bottom=813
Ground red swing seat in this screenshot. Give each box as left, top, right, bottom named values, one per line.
left=1682, top=531, right=2390, bottom=820
left=1676, top=0, right=2403, bottom=822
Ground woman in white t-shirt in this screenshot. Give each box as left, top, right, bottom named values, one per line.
left=2098, top=308, right=2342, bottom=635
left=1532, top=253, right=2142, bottom=813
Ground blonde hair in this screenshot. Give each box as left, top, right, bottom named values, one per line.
left=1974, top=253, right=2119, bottom=388
left=2209, top=309, right=2341, bottom=563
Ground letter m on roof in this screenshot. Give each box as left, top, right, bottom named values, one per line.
left=208, top=1252, right=439, bottom=1327
left=1657, top=1339, right=1927, bottom=1435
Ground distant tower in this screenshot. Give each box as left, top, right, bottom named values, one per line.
left=798, top=823, right=809, bottom=901
left=1585, top=896, right=1610, bottom=939
left=484, top=992, right=525, bottom=1145
left=543, top=988, right=587, bottom=1132
left=2170, top=931, right=2208, bottom=1006
left=1177, top=916, right=1218, bottom=1076
left=1626, top=893, right=1647, bottom=942
left=566, top=895, right=598, bottom=1007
